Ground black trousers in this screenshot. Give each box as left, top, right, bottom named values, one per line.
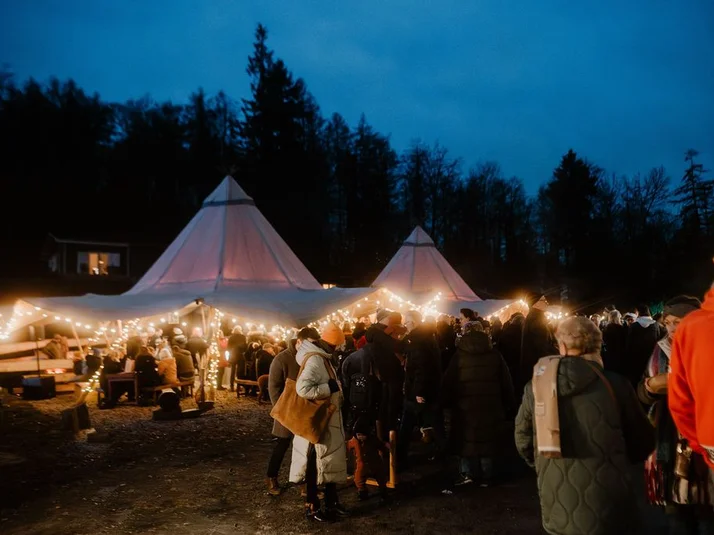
left=305, top=444, right=338, bottom=509
left=229, top=362, right=240, bottom=390
left=377, top=380, right=403, bottom=438
left=267, top=436, right=292, bottom=478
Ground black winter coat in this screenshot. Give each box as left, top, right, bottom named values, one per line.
left=519, top=309, right=557, bottom=393
left=227, top=333, right=247, bottom=364
left=602, top=323, right=626, bottom=375
left=403, top=326, right=442, bottom=404
left=365, top=324, right=402, bottom=384
left=442, top=331, right=515, bottom=457
left=624, top=321, right=664, bottom=386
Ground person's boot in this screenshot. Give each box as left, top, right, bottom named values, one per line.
left=305, top=504, right=333, bottom=523
left=267, top=477, right=281, bottom=497
left=328, top=502, right=349, bottom=518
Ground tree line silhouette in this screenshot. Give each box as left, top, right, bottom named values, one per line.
left=1, top=24, right=712, bottom=308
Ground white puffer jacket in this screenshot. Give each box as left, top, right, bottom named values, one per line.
left=289, top=341, right=347, bottom=485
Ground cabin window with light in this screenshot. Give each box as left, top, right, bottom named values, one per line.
left=77, top=252, right=121, bottom=275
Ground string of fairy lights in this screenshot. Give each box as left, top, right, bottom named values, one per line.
left=0, top=290, right=530, bottom=404
left=206, top=346, right=219, bottom=391
left=0, top=289, right=529, bottom=348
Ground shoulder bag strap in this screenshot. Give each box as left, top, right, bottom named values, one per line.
left=299, top=352, right=336, bottom=381
left=583, top=359, right=620, bottom=413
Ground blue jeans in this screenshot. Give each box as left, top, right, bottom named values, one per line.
left=459, top=456, right=494, bottom=481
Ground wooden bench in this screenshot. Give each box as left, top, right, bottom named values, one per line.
left=142, top=379, right=194, bottom=403
left=96, top=372, right=139, bottom=407
left=235, top=379, right=259, bottom=397
left=235, top=379, right=259, bottom=392
left=235, top=378, right=270, bottom=403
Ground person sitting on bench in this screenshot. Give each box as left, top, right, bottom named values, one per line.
left=158, top=346, right=179, bottom=387
left=173, top=335, right=195, bottom=381
left=135, top=346, right=161, bottom=404
left=256, top=343, right=276, bottom=403
left=99, top=350, right=130, bottom=407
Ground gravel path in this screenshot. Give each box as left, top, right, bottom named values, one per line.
left=0, top=390, right=664, bottom=534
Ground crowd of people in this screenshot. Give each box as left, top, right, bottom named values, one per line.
left=261, top=285, right=714, bottom=534
left=44, top=283, right=714, bottom=533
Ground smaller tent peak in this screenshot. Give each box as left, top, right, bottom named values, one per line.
left=404, top=226, right=435, bottom=247
left=202, top=176, right=254, bottom=207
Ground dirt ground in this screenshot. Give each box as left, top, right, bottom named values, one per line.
left=0, top=390, right=665, bottom=535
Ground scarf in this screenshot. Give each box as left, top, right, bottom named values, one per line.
left=532, top=352, right=604, bottom=459
left=533, top=356, right=562, bottom=458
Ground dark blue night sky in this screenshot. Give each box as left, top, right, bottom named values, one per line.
left=2, top=0, right=713, bottom=193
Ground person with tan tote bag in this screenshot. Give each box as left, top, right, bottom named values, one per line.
left=287, top=324, right=349, bottom=523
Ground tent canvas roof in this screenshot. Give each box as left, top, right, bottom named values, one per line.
left=21, top=177, right=375, bottom=327
left=128, top=177, right=322, bottom=294
left=371, top=226, right=481, bottom=303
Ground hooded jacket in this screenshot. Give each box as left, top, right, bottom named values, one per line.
left=443, top=331, right=515, bottom=457
left=515, top=357, right=655, bottom=535
left=365, top=323, right=402, bottom=383
left=669, top=288, right=714, bottom=467
left=289, top=341, right=347, bottom=485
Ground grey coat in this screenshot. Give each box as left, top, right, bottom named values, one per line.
left=268, top=345, right=300, bottom=438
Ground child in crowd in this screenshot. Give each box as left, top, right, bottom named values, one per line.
left=346, top=417, right=390, bottom=503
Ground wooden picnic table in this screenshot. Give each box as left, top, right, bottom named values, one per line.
left=105, top=372, right=139, bottom=403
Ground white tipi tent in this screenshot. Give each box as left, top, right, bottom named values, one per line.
left=18, top=177, right=374, bottom=327
left=372, top=226, right=480, bottom=302
left=372, top=226, right=523, bottom=319
left=127, top=177, right=322, bottom=294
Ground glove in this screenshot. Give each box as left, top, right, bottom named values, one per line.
left=645, top=373, right=668, bottom=395
left=328, top=379, right=340, bottom=394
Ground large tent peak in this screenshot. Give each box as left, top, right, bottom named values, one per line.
left=372, top=226, right=480, bottom=303
left=203, top=176, right=254, bottom=206
left=404, top=226, right=435, bottom=247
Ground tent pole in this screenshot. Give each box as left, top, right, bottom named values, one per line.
left=70, top=324, right=84, bottom=357
left=28, top=325, right=40, bottom=377
left=208, top=306, right=217, bottom=340
left=200, top=305, right=207, bottom=337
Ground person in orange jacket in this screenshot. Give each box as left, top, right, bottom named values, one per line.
left=669, top=284, right=714, bottom=468
left=346, top=416, right=390, bottom=503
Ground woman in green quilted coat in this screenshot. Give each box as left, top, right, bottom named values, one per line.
left=515, top=317, right=655, bottom=535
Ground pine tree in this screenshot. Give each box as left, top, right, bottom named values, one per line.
left=673, top=149, right=713, bottom=236
left=236, top=24, right=331, bottom=271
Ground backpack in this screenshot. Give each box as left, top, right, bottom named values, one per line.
left=349, top=347, right=380, bottom=411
